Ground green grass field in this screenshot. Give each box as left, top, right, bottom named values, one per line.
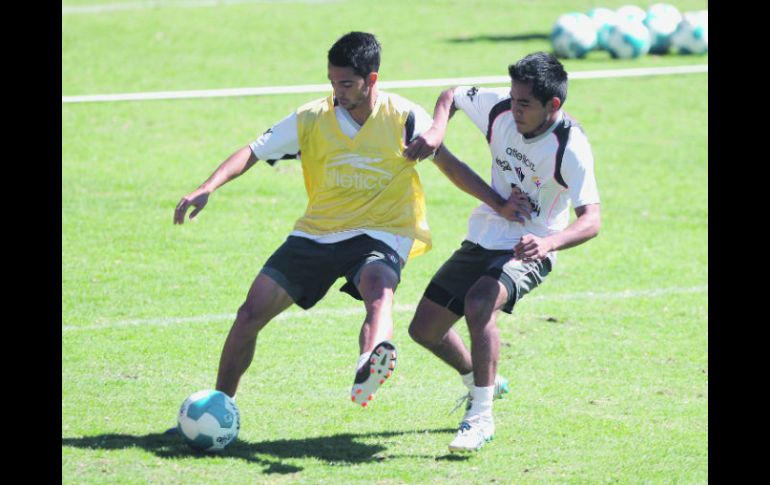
left=62, top=1, right=708, bottom=483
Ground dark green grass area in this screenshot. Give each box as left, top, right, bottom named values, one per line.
left=63, top=0, right=708, bottom=94
left=63, top=1, right=707, bottom=482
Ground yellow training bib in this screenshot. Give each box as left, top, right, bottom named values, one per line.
left=293, top=94, right=431, bottom=259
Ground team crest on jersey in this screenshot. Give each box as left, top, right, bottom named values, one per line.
left=466, top=87, right=478, bottom=101
left=514, top=167, right=525, bottom=182
left=532, top=176, right=542, bottom=188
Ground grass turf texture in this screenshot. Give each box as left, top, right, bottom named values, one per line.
left=63, top=1, right=707, bottom=483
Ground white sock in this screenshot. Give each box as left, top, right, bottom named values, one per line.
left=356, top=352, right=370, bottom=371
left=461, top=371, right=474, bottom=390
left=468, top=385, right=494, bottom=416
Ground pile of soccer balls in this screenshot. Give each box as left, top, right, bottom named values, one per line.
left=550, top=3, right=708, bottom=59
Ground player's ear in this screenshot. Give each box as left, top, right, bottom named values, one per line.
left=367, top=72, right=378, bottom=86
left=549, top=97, right=562, bottom=112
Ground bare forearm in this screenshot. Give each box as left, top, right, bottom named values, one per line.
left=433, top=145, right=505, bottom=210
left=545, top=204, right=601, bottom=251
left=199, top=146, right=259, bottom=192
left=403, top=89, right=457, bottom=161
left=430, top=88, right=457, bottom=136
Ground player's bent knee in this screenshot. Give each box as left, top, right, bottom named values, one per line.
left=407, top=302, right=448, bottom=346
left=408, top=319, right=432, bottom=345
left=235, top=302, right=269, bottom=333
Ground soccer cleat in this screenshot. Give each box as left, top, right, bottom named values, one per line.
left=448, top=412, right=495, bottom=452
left=351, top=341, right=397, bottom=407
left=164, top=426, right=178, bottom=435
left=450, top=375, right=510, bottom=414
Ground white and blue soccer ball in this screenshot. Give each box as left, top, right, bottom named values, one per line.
left=644, top=3, right=683, bottom=54
left=671, top=11, right=708, bottom=55
left=587, top=7, right=620, bottom=51
left=550, top=12, right=598, bottom=59
left=177, top=390, right=240, bottom=452
left=616, top=5, right=647, bottom=23
left=605, top=19, right=652, bottom=59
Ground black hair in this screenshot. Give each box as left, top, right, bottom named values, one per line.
left=327, top=31, right=381, bottom=79
left=508, top=52, right=568, bottom=107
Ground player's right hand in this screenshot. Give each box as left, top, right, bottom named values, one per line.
left=404, top=127, right=442, bottom=161
left=174, top=190, right=210, bottom=225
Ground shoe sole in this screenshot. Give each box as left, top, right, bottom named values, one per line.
left=351, top=341, right=397, bottom=407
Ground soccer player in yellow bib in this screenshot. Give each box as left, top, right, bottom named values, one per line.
left=174, top=32, right=530, bottom=410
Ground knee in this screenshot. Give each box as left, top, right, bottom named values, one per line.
left=408, top=319, right=434, bottom=346
left=235, top=301, right=267, bottom=334
left=409, top=318, right=446, bottom=348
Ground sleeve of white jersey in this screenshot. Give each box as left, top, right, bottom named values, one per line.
left=560, top=132, right=601, bottom=208
left=452, top=86, right=510, bottom=136
left=249, top=112, right=300, bottom=165
left=410, top=102, right=433, bottom=141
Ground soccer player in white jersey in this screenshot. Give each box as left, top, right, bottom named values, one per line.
left=173, top=32, right=529, bottom=416
left=405, top=52, right=601, bottom=452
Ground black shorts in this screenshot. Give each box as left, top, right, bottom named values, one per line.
left=260, top=235, right=402, bottom=310
left=423, top=240, right=554, bottom=316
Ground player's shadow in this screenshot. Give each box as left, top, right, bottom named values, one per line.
left=447, top=33, right=550, bottom=43
left=61, top=427, right=464, bottom=475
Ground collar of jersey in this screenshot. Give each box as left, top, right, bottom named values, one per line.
left=522, top=110, right=564, bottom=144
left=327, top=93, right=383, bottom=145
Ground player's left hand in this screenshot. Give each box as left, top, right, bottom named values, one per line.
left=403, top=127, right=441, bottom=161
left=514, top=234, right=553, bottom=262
left=498, top=187, right=533, bottom=223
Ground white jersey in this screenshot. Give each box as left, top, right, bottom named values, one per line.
left=452, top=86, right=600, bottom=252
left=248, top=91, right=434, bottom=262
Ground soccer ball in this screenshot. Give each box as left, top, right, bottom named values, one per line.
left=177, top=390, right=240, bottom=452
left=671, top=11, right=708, bottom=55
left=616, top=5, right=647, bottom=23
left=644, top=3, right=683, bottom=54
left=550, top=13, right=598, bottom=59
left=605, top=19, right=652, bottom=59
left=587, top=7, right=620, bottom=51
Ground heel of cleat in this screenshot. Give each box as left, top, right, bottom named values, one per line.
left=350, top=341, right=398, bottom=408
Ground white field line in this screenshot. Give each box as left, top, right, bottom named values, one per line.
left=61, top=64, right=708, bottom=104
left=62, top=0, right=339, bottom=15
left=62, top=285, right=707, bottom=332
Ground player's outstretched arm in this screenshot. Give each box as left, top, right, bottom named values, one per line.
left=514, top=204, right=601, bottom=261
left=403, top=88, right=457, bottom=161
left=432, top=144, right=531, bottom=224
left=174, top=146, right=259, bottom=225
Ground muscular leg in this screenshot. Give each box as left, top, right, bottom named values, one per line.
left=463, top=276, right=509, bottom=387
left=215, top=272, right=294, bottom=397
left=408, top=297, right=471, bottom=375
left=355, top=262, right=399, bottom=354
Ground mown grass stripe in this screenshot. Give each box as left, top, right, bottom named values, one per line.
left=62, top=285, right=707, bottom=332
